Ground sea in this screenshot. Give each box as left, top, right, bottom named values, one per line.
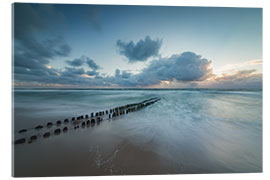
left=13, top=89, right=262, bottom=176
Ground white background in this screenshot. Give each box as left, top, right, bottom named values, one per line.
left=0, top=0, right=269, bottom=180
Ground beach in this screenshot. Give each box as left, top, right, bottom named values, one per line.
left=13, top=89, right=262, bottom=176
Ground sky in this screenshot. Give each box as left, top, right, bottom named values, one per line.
left=12, top=3, right=262, bottom=89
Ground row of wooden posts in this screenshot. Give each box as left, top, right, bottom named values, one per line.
left=14, top=97, right=161, bottom=145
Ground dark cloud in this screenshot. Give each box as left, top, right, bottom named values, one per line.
left=115, top=69, right=121, bottom=78
left=86, top=70, right=99, bottom=76
left=13, top=51, right=214, bottom=88
left=117, top=36, right=162, bottom=62
left=139, top=51, right=213, bottom=82
left=121, top=71, right=132, bottom=79
left=13, top=3, right=72, bottom=85
left=65, top=56, right=101, bottom=70
left=66, top=57, right=85, bottom=67
left=86, top=57, right=101, bottom=70
left=61, top=67, right=85, bottom=77
left=115, top=51, right=214, bottom=87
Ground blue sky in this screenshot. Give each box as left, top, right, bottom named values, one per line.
left=13, top=3, right=262, bottom=89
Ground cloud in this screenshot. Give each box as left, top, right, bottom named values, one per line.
left=86, top=70, right=99, bottom=76
left=65, top=56, right=101, bottom=70
left=100, top=52, right=213, bottom=87
left=116, top=36, right=162, bottom=62
left=61, top=67, right=86, bottom=77
left=13, top=3, right=72, bottom=84
left=66, top=57, right=85, bottom=67
left=129, top=51, right=214, bottom=86
left=200, top=69, right=262, bottom=89
left=85, top=57, right=101, bottom=70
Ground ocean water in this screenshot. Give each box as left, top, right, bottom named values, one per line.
left=13, top=89, right=262, bottom=175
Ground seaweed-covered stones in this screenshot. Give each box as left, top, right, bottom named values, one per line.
left=80, top=115, right=83, bottom=119
left=95, top=112, right=98, bottom=116
left=54, top=128, right=61, bottom=135
left=64, top=119, right=69, bottom=124
left=72, top=117, right=75, bottom=121
left=43, top=132, right=50, bottom=138
left=18, top=129, right=27, bottom=133
left=35, top=125, right=43, bottom=130
left=63, top=127, right=68, bottom=132
left=85, top=114, right=89, bottom=118
left=77, top=116, right=81, bottom=120
left=91, top=119, right=95, bottom=124
left=47, top=122, right=53, bottom=128
left=15, top=138, right=26, bottom=144
left=56, top=121, right=61, bottom=126
left=91, top=113, right=94, bottom=117
left=86, top=120, right=90, bottom=125
left=30, top=135, right=37, bottom=141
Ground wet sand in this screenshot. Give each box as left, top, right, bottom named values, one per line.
left=13, top=118, right=208, bottom=177
left=14, top=122, right=186, bottom=177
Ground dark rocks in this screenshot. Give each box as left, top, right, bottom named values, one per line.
left=47, top=122, right=53, bottom=128
left=91, top=119, right=95, bottom=124
left=95, top=112, right=98, bottom=116
left=18, top=129, right=27, bottom=133
left=86, top=120, right=90, bottom=125
left=77, top=116, right=81, bottom=120
left=43, top=132, right=50, bottom=138
left=56, top=121, right=61, bottom=126
left=63, top=127, right=68, bottom=132
left=91, top=113, right=94, bottom=117
left=85, top=114, right=89, bottom=118
left=72, top=117, right=75, bottom=121
left=35, top=125, right=43, bottom=130
left=54, top=128, right=61, bottom=135
left=80, top=115, right=83, bottom=119
left=64, top=119, right=69, bottom=124
left=15, top=138, right=26, bottom=144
